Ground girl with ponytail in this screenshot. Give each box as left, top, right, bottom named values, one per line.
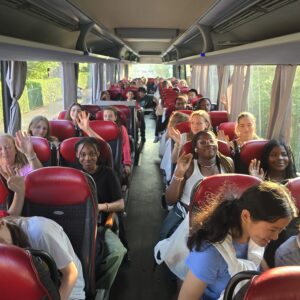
left=179, top=181, right=297, bottom=300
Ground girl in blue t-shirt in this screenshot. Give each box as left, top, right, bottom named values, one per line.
left=179, top=181, right=297, bottom=300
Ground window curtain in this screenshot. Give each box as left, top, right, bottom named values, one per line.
left=62, top=62, right=77, bottom=109
left=119, top=64, right=125, bottom=81
left=191, top=65, right=209, bottom=96
left=106, top=63, right=115, bottom=87
left=227, top=65, right=251, bottom=121
left=266, top=65, right=296, bottom=143
left=92, top=63, right=104, bottom=102
left=217, top=65, right=230, bottom=110
left=124, top=64, right=129, bottom=79
left=6, top=61, right=27, bottom=135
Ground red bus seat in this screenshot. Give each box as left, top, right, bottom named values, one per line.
left=57, top=110, right=67, bottom=119
left=82, top=105, right=101, bottom=115
left=23, top=167, right=98, bottom=299
left=286, top=177, right=300, bottom=211
left=239, top=140, right=269, bottom=169
left=59, top=137, right=113, bottom=169
left=177, top=109, right=193, bottom=116
left=209, top=111, right=229, bottom=129
left=224, top=266, right=300, bottom=300
left=31, top=136, right=54, bottom=166
left=49, top=120, right=76, bottom=141
left=218, top=122, right=236, bottom=141
left=0, top=244, right=60, bottom=300
left=87, top=120, right=122, bottom=179
left=175, top=121, right=190, bottom=134
left=0, top=177, right=9, bottom=211
left=190, top=174, right=262, bottom=221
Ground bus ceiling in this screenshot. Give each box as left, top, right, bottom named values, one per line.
left=0, top=0, right=300, bottom=64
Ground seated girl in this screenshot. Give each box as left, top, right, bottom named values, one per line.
left=159, top=112, right=189, bottom=183
left=0, top=216, right=85, bottom=300
left=0, top=131, right=42, bottom=178
left=101, top=91, right=111, bottom=100
left=65, top=103, right=85, bottom=136
left=194, top=97, right=212, bottom=112
left=74, top=137, right=126, bottom=291
left=160, top=131, right=234, bottom=240
left=103, top=106, right=132, bottom=179
left=169, top=110, right=212, bottom=163
left=249, top=139, right=298, bottom=184
left=218, top=111, right=261, bottom=173
left=248, top=139, right=299, bottom=267
left=27, top=115, right=59, bottom=146
left=0, top=173, right=84, bottom=300
left=179, top=181, right=296, bottom=300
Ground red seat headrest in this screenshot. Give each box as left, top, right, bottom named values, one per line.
left=31, top=137, right=51, bottom=163
left=286, top=177, right=300, bottom=211
left=49, top=120, right=76, bottom=141
left=177, top=110, right=192, bottom=116
left=218, top=122, right=236, bottom=141
left=239, top=140, right=269, bottom=168
left=209, top=111, right=229, bottom=128
left=0, top=178, right=9, bottom=206
left=82, top=105, right=101, bottom=115
left=0, top=244, right=51, bottom=300
left=191, top=174, right=262, bottom=211
left=88, top=121, right=120, bottom=141
left=176, top=121, right=190, bottom=134
left=57, top=110, right=67, bottom=119
left=244, top=266, right=300, bottom=300
left=25, top=167, right=91, bottom=205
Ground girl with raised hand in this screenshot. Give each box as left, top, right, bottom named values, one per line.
left=160, top=131, right=234, bottom=240
left=103, top=106, right=132, bottom=178
left=169, top=110, right=211, bottom=163
left=0, top=131, right=42, bottom=177
left=249, top=139, right=298, bottom=184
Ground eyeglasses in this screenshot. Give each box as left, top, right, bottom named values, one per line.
left=198, top=139, right=217, bottom=146
left=79, top=152, right=98, bottom=159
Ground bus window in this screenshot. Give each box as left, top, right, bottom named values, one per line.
left=77, top=63, right=93, bottom=105
left=291, top=67, right=300, bottom=170
left=20, top=61, right=63, bottom=131
left=129, top=64, right=173, bottom=79
left=247, top=66, right=275, bottom=138
left=208, top=65, right=218, bottom=104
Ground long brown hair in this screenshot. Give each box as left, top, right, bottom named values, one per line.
left=65, top=103, right=84, bottom=121
left=5, top=219, right=30, bottom=248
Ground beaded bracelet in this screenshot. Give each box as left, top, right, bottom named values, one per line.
left=173, top=175, right=184, bottom=181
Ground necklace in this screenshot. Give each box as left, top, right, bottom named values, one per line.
left=198, top=162, right=216, bottom=169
